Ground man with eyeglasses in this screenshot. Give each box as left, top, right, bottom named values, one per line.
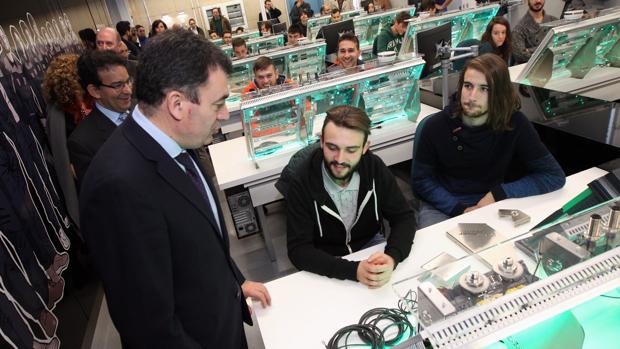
left=68, top=50, right=133, bottom=186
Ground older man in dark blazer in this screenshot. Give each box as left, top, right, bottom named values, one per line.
left=79, top=28, right=271, bottom=348
left=68, top=50, right=132, bottom=187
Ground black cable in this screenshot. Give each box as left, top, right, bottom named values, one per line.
left=397, top=289, right=418, bottom=314
left=325, top=323, right=384, bottom=349
left=600, top=295, right=620, bottom=299
left=359, top=308, right=414, bottom=347
left=326, top=306, right=416, bottom=349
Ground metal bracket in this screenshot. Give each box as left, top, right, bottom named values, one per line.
left=498, top=209, right=531, bottom=227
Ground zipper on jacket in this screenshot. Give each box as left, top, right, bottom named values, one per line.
left=318, top=185, right=377, bottom=254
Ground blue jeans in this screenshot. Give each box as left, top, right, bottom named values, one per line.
left=416, top=201, right=450, bottom=229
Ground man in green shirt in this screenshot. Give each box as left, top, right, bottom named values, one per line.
left=374, top=11, right=412, bottom=54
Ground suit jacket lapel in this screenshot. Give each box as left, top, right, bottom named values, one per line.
left=92, top=108, right=118, bottom=141
left=122, top=116, right=224, bottom=240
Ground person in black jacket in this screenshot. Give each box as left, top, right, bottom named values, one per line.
left=286, top=106, right=416, bottom=288
left=116, top=21, right=140, bottom=60
left=259, top=0, right=282, bottom=23
left=290, top=0, right=314, bottom=25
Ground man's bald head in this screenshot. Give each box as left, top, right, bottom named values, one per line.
left=96, top=27, right=121, bottom=53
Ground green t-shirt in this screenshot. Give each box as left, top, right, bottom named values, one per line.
left=375, top=27, right=403, bottom=54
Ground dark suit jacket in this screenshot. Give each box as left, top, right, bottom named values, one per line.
left=122, top=38, right=141, bottom=60
left=79, top=115, right=251, bottom=348
left=67, top=107, right=117, bottom=187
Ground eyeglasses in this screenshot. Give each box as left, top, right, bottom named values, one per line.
left=99, top=77, right=133, bottom=91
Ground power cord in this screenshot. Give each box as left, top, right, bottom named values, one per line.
left=326, top=306, right=416, bottom=349
left=326, top=323, right=384, bottom=349
left=359, top=308, right=414, bottom=347
left=397, top=289, right=418, bottom=314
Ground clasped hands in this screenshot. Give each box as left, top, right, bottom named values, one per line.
left=356, top=252, right=395, bottom=289
left=464, top=191, right=495, bottom=213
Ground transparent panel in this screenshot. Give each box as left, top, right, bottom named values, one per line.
left=399, top=4, right=499, bottom=56
left=221, top=34, right=285, bottom=57
left=516, top=11, right=620, bottom=101
left=306, top=9, right=364, bottom=39
left=392, top=195, right=620, bottom=348
left=228, top=42, right=326, bottom=93
left=353, top=6, right=417, bottom=48
left=241, top=57, right=425, bottom=162
left=232, top=30, right=260, bottom=41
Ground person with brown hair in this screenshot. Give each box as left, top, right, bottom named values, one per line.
left=149, top=19, right=168, bottom=38
left=374, top=11, right=411, bottom=54
left=328, top=32, right=362, bottom=71
left=285, top=106, right=415, bottom=288
left=241, top=56, right=291, bottom=94
left=209, top=7, right=232, bottom=37
left=411, top=53, right=565, bottom=229
left=232, top=37, right=249, bottom=58
left=480, top=16, right=513, bottom=65
left=512, top=0, right=557, bottom=63
left=42, top=53, right=94, bottom=136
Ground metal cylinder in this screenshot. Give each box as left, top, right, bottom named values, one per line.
left=588, top=214, right=603, bottom=240
left=608, top=205, right=620, bottom=233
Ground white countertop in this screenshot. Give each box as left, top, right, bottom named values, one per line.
left=253, top=167, right=608, bottom=349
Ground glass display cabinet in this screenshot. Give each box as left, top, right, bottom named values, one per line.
left=306, top=9, right=364, bottom=40
left=353, top=6, right=417, bottom=48
left=399, top=4, right=499, bottom=57
left=228, top=41, right=327, bottom=92
left=515, top=11, right=620, bottom=102
left=221, top=34, right=285, bottom=57
left=391, top=196, right=620, bottom=349
left=240, top=57, right=425, bottom=164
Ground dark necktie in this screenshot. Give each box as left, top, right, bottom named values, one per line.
left=175, top=152, right=221, bottom=236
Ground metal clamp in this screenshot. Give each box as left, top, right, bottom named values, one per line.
left=498, top=209, right=530, bottom=227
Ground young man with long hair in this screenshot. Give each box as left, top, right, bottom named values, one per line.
left=411, top=53, right=565, bottom=228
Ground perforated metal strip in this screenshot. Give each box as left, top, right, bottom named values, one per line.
left=422, top=247, right=620, bottom=349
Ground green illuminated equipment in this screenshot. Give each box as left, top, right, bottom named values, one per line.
left=352, top=6, right=417, bottom=48
left=228, top=41, right=327, bottom=92
left=399, top=4, right=499, bottom=57
left=516, top=11, right=620, bottom=102
left=211, top=31, right=261, bottom=47
left=240, top=57, right=425, bottom=163
left=392, top=194, right=620, bottom=349
left=221, top=34, right=285, bottom=57
left=232, top=30, right=261, bottom=41
left=306, top=9, right=364, bottom=40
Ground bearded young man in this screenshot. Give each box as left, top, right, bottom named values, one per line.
left=286, top=106, right=416, bottom=289
left=512, top=0, right=557, bottom=63
left=411, top=53, right=565, bottom=229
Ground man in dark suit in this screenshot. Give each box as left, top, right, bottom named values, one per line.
left=79, top=28, right=271, bottom=348
left=116, top=21, right=140, bottom=60
left=68, top=50, right=132, bottom=186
